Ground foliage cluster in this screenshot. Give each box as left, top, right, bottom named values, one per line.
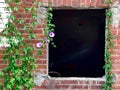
left=0, top=0, right=54, bottom=90
left=103, top=0, right=115, bottom=90
left=0, top=0, right=115, bottom=90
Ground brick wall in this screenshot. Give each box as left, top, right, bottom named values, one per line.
left=0, top=0, right=120, bottom=90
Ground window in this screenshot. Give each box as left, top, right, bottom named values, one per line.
left=49, top=9, right=105, bottom=77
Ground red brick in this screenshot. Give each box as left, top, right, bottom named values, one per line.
left=63, top=0, right=66, bottom=6
left=90, top=0, right=97, bottom=6
left=37, top=60, right=47, bottom=64
left=35, top=54, right=47, bottom=59
left=71, top=85, right=83, bottom=89
left=72, top=0, right=79, bottom=6
left=49, top=80, right=61, bottom=84
left=53, top=0, right=58, bottom=6
left=66, top=0, right=71, bottom=6
left=80, top=0, right=85, bottom=6
left=37, top=65, right=47, bottom=69
left=91, top=85, right=102, bottom=89
left=0, top=60, right=4, bottom=63
left=54, top=85, right=70, bottom=89
left=0, top=0, right=120, bottom=90
left=61, top=80, right=78, bottom=84
left=58, top=0, right=64, bottom=6
left=85, top=0, right=91, bottom=6
left=0, top=65, right=8, bottom=69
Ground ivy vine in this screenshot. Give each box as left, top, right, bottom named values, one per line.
left=0, top=0, right=115, bottom=90
left=0, top=0, right=54, bottom=90
left=103, top=0, right=114, bottom=90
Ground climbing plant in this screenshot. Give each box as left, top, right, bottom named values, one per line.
left=0, top=0, right=115, bottom=90
left=0, top=0, right=54, bottom=90
left=103, top=0, right=115, bottom=90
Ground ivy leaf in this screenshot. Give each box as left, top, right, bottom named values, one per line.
left=18, top=20, right=25, bottom=24
left=32, top=13, right=37, bottom=19
left=22, top=48, right=27, bottom=54
left=29, top=33, right=36, bottom=39
left=0, top=82, right=3, bottom=90
left=7, top=0, right=12, bottom=3
left=10, top=78, right=15, bottom=85
left=51, top=42, right=56, bottom=48
left=37, top=50, right=43, bottom=55
left=2, top=31, right=8, bottom=35
left=24, top=25, right=27, bottom=30
left=9, top=15, right=16, bottom=21
left=109, top=0, right=113, bottom=4
left=16, top=76, right=21, bottom=82
left=0, top=71, right=4, bottom=76
left=16, top=85, right=22, bottom=90
left=6, top=84, right=12, bottom=90
left=25, top=83, right=30, bottom=88
left=48, top=7, right=53, bottom=11
left=106, top=12, right=113, bottom=17
left=33, top=7, right=37, bottom=11
left=33, top=64, right=37, bottom=69
left=24, top=8, right=31, bottom=11
left=14, top=7, right=18, bottom=12
left=6, top=7, right=12, bottom=11
left=31, top=33, right=36, bottom=39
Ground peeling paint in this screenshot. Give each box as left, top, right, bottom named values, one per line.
left=112, top=74, right=118, bottom=83
left=38, top=7, right=47, bottom=23
left=34, top=73, right=45, bottom=86
left=0, top=0, right=10, bottom=32
left=110, top=1, right=120, bottom=28
left=34, top=73, right=50, bottom=86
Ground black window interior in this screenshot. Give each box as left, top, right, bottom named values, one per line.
left=49, top=9, right=105, bottom=77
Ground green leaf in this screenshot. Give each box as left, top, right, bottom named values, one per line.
left=24, top=8, right=32, bottom=11
left=109, top=0, right=113, bottom=4
left=16, top=85, right=22, bottom=90
left=16, top=76, right=21, bottom=82
left=29, top=33, right=36, bottom=39
left=106, top=11, right=113, bottom=17
left=39, top=2, right=44, bottom=6
left=24, top=25, right=27, bottom=30
left=18, top=20, right=25, bottom=24
left=0, top=2, right=55, bottom=90
left=33, top=7, right=37, bottom=11
left=2, top=30, right=8, bottom=35
left=7, top=0, right=12, bottom=3
left=32, top=13, right=37, bottom=19
left=0, top=71, right=4, bottom=76
left=37, top=50, right=43, bottom=55
left=14, top=7, right=18, bottom=12
left=48, top=7, right=53, bottom=11
left=51, top=42, right=56, bottom=48
left=6, top=7, right=12, bottom=11
left=28, top=8, right=32, bottom=12
left=0, top=82, right=3, bottom=90
left=6, top=84, right=12, bottom=89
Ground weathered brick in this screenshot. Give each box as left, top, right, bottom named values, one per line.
left=0, top=0, right=120, bottom=90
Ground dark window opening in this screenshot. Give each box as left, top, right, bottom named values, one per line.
left=49, top=9, right=106, bottom=77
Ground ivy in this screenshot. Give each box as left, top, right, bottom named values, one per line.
left=0, top=0, right=115, bottom=90
left=0, top=0, right=54, bottom=90
left=103, top=0, right=114, bottom=90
